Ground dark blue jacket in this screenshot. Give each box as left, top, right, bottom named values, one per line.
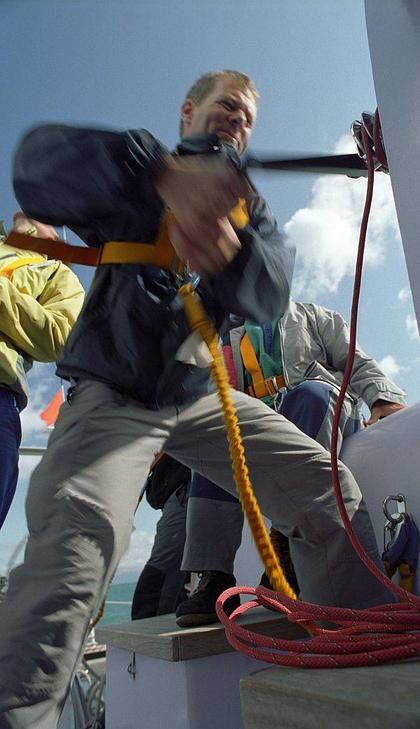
left=13, top=125, right=295, bottom=408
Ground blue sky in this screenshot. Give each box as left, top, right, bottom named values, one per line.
left=0, top=0, right=418, bottom=581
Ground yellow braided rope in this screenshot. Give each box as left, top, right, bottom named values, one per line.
left=179, top=283, right=296, bottom=599
left=89, top=600, right=105, bottom=630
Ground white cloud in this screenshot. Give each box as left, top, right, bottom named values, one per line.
left=285, top=134, right=401, bottom=299
left=377, top=355, right=403, bottom=380
left=398, top=287, right=411, bottom=303
left=20, top=363, right=60, bottom=446
left=20, top=400, right=50, bottom=444
left=406, top=314, right=420, bottom=341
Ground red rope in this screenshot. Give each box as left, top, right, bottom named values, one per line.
left=216, top=117, right=420, bottom=667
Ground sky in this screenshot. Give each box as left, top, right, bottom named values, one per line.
left=0, top=0, right=419, bottom=583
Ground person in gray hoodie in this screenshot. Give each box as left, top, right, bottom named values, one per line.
left=176, top=301, right=405, bottom=626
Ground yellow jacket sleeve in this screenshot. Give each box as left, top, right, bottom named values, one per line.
left=0, top=259, right=84, bottom=362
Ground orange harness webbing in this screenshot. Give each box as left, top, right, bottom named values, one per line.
left=5, top=211, right=179, bottom=270
left=5, top=199, right=249, bottom=270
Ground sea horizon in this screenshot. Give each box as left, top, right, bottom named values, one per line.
left=99, top=580, right=137, bottom=627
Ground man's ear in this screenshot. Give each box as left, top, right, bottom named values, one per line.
left=181, top=99, right=195, bottom=132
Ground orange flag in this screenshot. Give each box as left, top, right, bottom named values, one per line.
left=40, top=386, right=65, bottom=428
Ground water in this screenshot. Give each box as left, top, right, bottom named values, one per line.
left=99, top=581, right=136, bottom=627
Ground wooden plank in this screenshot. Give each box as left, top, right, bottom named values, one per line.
left=96, top=608, right=306, bottom=662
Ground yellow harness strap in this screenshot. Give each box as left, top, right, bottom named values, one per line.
left=229, top=198, right=249, bottom=229
left=100, top=211, right=180, bottom=268
left=398, top=563, right=416, bottom=593
left=240, top=332, right=286, bottom=399
left=0, top=255, right=47, bottom=279
left=5, top=199, right=249, bottom=270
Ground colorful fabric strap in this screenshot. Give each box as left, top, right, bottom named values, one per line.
left=240, top=330, right=285, bottom=400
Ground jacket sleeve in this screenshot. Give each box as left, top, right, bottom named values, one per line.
left=13, top=125, right=167, bottom=246
left=209, top=194, right=295, bottom=324
left=13, top=125, right=294, bottom=319
left=0, top=261, right=85, bottom=361
left=317, top=306, right=406, bottom=408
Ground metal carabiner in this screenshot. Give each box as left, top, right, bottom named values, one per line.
left=383, top=494, right=406, bottom=525
left=171, top=268, right=201, bottom=313
left=174, top=260, right=200, bottom=290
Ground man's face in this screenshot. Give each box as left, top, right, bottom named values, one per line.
left=181, top=77, right=257, bottom=155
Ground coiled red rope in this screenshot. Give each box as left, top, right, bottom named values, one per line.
left=216, top=115, right=420, bottom=668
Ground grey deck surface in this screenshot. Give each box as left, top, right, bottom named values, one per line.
left=96, top=607, right=306, bottom=662
left=241, top=660, right=420, bottom=729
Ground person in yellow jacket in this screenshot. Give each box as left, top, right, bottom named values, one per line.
left=0, top=212, right=84, bottom=529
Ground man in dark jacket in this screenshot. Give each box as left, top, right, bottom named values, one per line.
left=0, top=70, right=393, bottom=728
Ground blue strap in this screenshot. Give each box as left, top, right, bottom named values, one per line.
left=382, top=515, right=420, bottom=571
left=402, top=517, right=420, bottom=570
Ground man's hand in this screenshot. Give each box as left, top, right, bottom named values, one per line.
left=12, top=212, right=57, bottom=240
left=169, top=215, right=241, bottom=277
left=366, top=399, right=405, bottom=425
left=155, top=155, right=248, bottom=276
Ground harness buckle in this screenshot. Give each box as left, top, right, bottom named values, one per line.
left=266, top=376, right=281, bottom=395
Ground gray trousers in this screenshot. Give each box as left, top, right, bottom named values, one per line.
left=182, top=381, right=359, bottom=573
left=0, top=379, right=392, bottom=729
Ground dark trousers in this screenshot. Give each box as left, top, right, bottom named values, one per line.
left=131, top=482, right=190, bottom=619
left=0, top=389, right=21, bottom=530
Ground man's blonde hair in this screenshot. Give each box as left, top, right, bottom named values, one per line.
left=180, top=70, right=259, bottom=136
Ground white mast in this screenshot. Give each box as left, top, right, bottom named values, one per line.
left=365, top=0, right=420, bottom=332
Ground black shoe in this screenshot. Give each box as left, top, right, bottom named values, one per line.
left=175, top=571, right=240, bottom=627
